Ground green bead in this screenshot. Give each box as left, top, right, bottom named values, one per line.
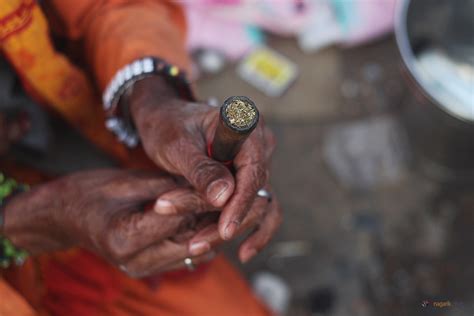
left=0, top=187, right=9, bottom=198
left=4, top=245, right=15, bottom=257
left=0, top=175, right=29, bottom=269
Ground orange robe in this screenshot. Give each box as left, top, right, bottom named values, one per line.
left=0, top=1, right=271, bottom=315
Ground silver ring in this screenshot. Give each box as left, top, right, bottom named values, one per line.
left=119, top=264, right=127, bottom=272
left=257, top=189, right=272, bottom=203
left=184, top=257, right=196, bottom=271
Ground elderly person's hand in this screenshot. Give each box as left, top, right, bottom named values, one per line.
left=156, top=184, right=282, bottom=263
left=3, top=169, right=219, bottom=277
left=129, top=77, right=277, bottom=243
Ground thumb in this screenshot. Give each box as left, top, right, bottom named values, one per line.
left=176, top=145, right=235, bottom=208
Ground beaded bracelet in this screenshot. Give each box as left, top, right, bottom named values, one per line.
left=102, top=56, right=195, bottom=148
left=0, top=238, right=28, bottom=268
left=0, top=173, right=29, bottom=268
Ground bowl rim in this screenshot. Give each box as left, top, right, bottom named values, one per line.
left=394, top=0, right=474, bottom=123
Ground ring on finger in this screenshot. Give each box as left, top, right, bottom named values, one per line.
left=184, top=257, right=196, bottom=271
left=257, top=188, right=272, bottom=203
left=161, top=251, right=217, bottom=273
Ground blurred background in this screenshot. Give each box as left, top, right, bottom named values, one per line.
left=189, top=0, right=474, bottom=315
left=2, top=0, right=471, bottom=315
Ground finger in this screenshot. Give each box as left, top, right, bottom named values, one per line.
left=238, top=200, right=282, bottom=263
left=105, top=210, right=194, bottom=261
left=187, top=223, right=221, bottom=256
left=263, top=126, right=276, bottom=162
left=154, top=188, right=217, bottom=215
left=169, top=212, right=219, bottom=244
left=121, top=241, right=217, bottom=278
left=188, top=197, right=269, bottom=256
left=175, top=142, right=235, bottom=208
left=218, top=159, right=268, bottom=240
left=120, top=240, right=188, bottom=278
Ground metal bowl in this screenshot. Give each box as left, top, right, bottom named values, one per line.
left=395, top=0, right=474, bottom=180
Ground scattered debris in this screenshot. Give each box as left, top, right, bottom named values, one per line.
left=253, top=272, right=291, bottom=315
left=322, top=116, right=410, bottom=191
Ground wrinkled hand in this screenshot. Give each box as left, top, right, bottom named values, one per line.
left=130, top=77, right=277, bottom=242
left=156, top=184, right=282, bottom=263
left=3, top=169, right=219, bottom=277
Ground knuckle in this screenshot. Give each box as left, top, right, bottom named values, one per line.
left=189, top=158, right=224, bottom=186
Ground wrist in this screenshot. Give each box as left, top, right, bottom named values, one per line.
left=103, top=57, right=194, bottom=148
left=129, top=76, right=181, bottom=123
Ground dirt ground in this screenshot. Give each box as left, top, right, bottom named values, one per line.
left=196, top=35, right=474, bottom=316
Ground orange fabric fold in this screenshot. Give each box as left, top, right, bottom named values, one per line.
left=38, top=250, right=270, bottom=316
left=0, top=279, right=37, bottom=316
left=42, top=0, right=190, bottom=91
left=0, top=1, right=270, bottom=316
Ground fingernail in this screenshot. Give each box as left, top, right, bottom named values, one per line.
left=154, top=199, right=176, bottom=214
left=189, top=241, right=211, bottom=256
left=241, top=248, right=257, bottom=263
left=224, top=221, right=239, bottom=240
left=207, top=180, right=230, bottom=206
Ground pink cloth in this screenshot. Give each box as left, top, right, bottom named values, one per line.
left=341, top=0, right=397, bottom=46
left=184, top=0, right=398, bottom=58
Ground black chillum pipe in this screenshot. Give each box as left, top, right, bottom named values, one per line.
left=210, top=96, right=259, bottom=163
